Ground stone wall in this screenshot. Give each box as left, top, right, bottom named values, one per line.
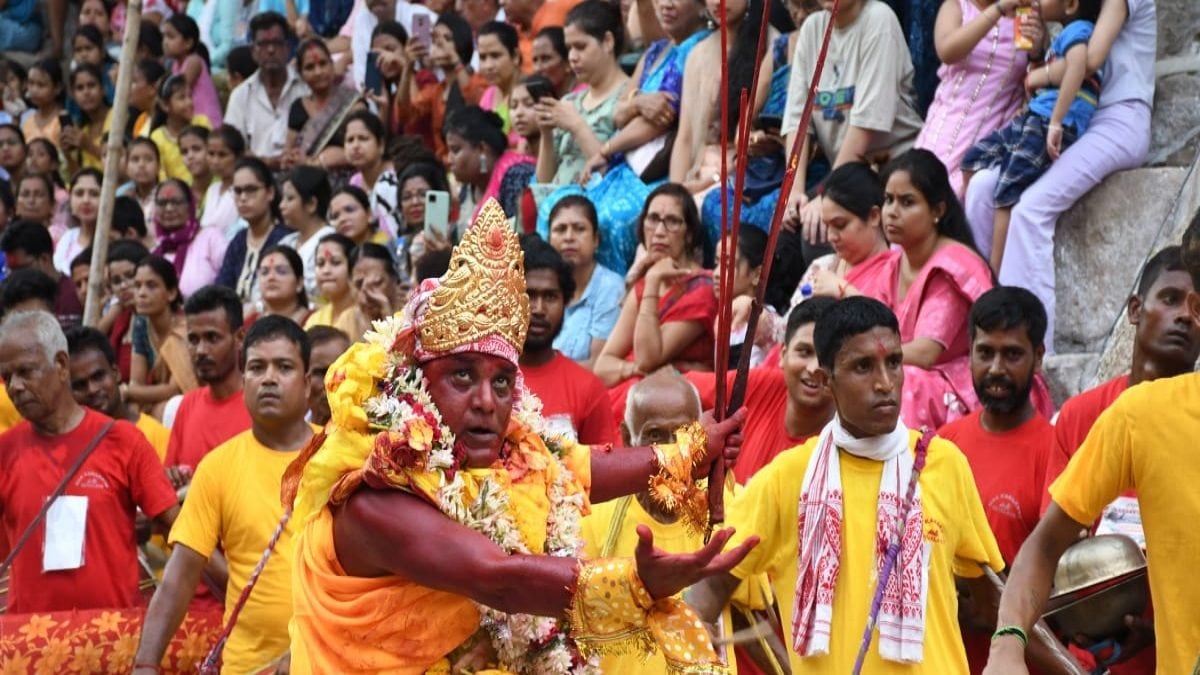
left=1149, top=0, right=1200, bottom=167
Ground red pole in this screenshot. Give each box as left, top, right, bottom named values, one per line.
left=726, top=0, right=843, bottom=416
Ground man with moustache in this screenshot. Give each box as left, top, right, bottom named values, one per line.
left=66, top=326, right=171, bottom=458
left=937, top=287, right=1057, bottom=674
left=518, top=236, right=617, bottom=445
left=691, top=297, right=1005, bottom=674
left=0, top=310, right=178, bottom=613
left=223, top=12, right=309, bottom=165
left=135, top=316, right=315, bottom=675
left=164, top=286, right=251, bottom=486
left=283, top=202, right=753, bottom=673
left=689, top=296, right=838, bottom=483
left=305, top=326, right=351, bottom=426
left=349, top=0, right=438, bottom=90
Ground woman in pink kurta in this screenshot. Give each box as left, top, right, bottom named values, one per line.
left=916, top=0, right=1032, bottom=198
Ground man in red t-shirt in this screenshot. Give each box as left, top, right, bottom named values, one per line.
left=0, top=310, right=177, bottom=613
left=689, top=297, right=837, bottom=483
left=519, top=237, right=618, bottom=445
left=937, top=288, right=1062, bottom=675
left=164, top=286, right=251, bottom=486
left=1035, top=247, right=1200, bottom=675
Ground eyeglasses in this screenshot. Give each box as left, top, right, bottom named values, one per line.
left=155, top=197, right=186, bottom=208
left=644, top=213, right=686, bottom=232
left=233, top=184, right=264, bottom=197
left=0, top=137, right=22, bottom=147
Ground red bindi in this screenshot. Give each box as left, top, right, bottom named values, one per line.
left=875, top=338, right=887, bottom=358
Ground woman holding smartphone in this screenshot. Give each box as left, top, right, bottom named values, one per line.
left=395, top=14, right=489, bottom=161
left=396, top=162, right=454, bottom=277
left=533, top=0, right=629, bottom=187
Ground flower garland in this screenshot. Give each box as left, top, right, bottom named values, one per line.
left=358, top=318, right=600, bottom=675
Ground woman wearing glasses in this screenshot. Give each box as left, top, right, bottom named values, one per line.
left=147, top=179, right=226, bottom=298
left=594, top=183, right=716, bottom=422
left=216, top=157, right=289, bottom=309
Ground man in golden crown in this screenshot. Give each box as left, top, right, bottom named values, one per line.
left=282, top=200, right=756, bottom=674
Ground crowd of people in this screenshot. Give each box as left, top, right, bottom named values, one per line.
left=0, top=0, right=1194, bottom=673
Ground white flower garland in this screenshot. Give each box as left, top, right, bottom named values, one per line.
left=360, top=319, right=600, bottom=674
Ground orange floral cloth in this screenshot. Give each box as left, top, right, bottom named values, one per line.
left=0, top=605, right=223, bottom=674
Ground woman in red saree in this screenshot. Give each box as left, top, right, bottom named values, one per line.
left=595, top=183, right=716, bottom=424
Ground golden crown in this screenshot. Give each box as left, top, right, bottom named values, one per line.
left=417, top=199, right=530, bottom=355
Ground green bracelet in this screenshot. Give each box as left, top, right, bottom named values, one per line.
left=992, top=625, right=1029, bottom=648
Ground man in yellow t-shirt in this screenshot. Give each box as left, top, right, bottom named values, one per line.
left=691, top=297, right=1005, bottom=674
left=985, top=225, right=1200, bottom=675
left=65, top=326, right=171, bottom=459
left=134, top=317, right=316, bottom=674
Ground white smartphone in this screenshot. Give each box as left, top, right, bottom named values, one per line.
left=424, top=190, right=452, bottom=240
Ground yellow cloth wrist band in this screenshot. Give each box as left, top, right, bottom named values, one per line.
left=569, top=557, right=729, bottom=674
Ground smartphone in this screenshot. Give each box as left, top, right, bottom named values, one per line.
left=412, top=14, right=433, bottom=50
left=424, top=190, right=451, bottom=240
left=525, top=78, right=557, bottom=103
left=59, top=112, right=74, bottom=129
left=365, top=51, right=383, bottom=95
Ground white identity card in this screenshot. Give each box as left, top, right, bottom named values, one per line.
left=43, top=495, right=88, bottom=572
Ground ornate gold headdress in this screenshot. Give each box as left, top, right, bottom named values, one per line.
left=416, top=198, right=530, bottom=358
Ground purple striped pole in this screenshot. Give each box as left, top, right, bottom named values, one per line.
left=851, top=429, right=933, bottom=675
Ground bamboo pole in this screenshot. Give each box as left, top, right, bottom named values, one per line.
left=83, top=0, right=143, bottom=327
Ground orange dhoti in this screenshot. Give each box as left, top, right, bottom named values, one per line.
left=289, top=507, right=481, bottom=674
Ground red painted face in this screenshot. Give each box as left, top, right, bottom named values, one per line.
left=423, top=353, right=518, bottom=467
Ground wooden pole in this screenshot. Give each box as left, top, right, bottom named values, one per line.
left=83, top=0, right=143, bottom=327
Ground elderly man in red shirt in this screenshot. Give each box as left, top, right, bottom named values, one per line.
left=0, top=309, right=177, bottom=613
